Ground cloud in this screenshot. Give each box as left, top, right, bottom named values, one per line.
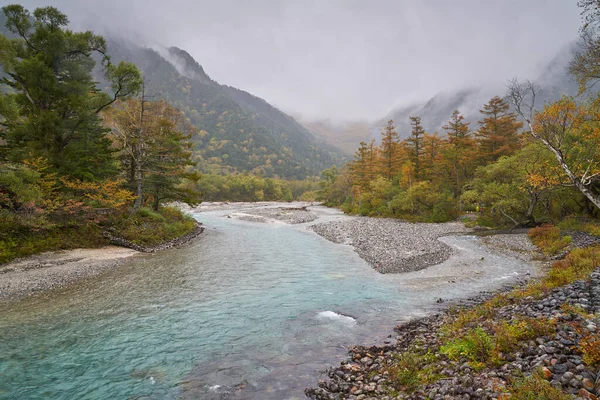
left=16, top=0, right=582, bottom=121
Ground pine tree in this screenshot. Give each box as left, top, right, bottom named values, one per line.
left=0, top=5, right=142, bottom=180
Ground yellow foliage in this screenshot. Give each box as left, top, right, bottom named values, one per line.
left=61, top=178, right=135, bottom=209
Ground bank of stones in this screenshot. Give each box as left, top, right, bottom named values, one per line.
left=309, top=218, right=470, bottom=273
left=305, top=269, right=600, bottom=400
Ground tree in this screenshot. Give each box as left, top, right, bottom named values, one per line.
left=475, top=96, right=523, bottom=163
left=0, top=5, right=142, bottom=180
left=406, top=116, right=425, bottom=179
left=570, top=0, right=600, bottom=93
left=441, top=110, right=477, bottom=198
left=103, top=98, right=201, bottom=211
left=507, top=80, right=600, bottom=211
left=462, top=144, right=563, bottom=227
left=379, top=120, right=402, bottom=179
left=349, top=140, right=377, bottom=196
left=421, top=132, right=442, bottom=181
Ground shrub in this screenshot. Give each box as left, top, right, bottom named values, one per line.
left=387, top=351, right=440, bottom=393
left=109, top=206, right=197, bottom=246
left=509, top=370, right=571, bottom=400
left=440, top=327, right=494, bottom=363
left=579, top=331, right=600, bottom=367
left=528, top=224, right=571, bottom=255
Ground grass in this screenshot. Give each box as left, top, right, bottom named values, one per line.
left=0, top=206, right=198, bottom=264
left=528, top=224, right=572, bottom=255
left=508, top=371, right=572, bottom=400
left=386, top=351, right=443, bottom=393
left=108, top=206, right=197, bottom=247
left=440, top=327, right=494, bottom=364
left=0, top=220, right=106, bottom=264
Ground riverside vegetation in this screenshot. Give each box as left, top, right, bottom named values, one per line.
left=307, top=1, right=600, bottom=399
left=305, top=226, right=600, bottom=400
left=316, top=3, right=600, bottom=228
left=0, top=5, right=202, bottom=263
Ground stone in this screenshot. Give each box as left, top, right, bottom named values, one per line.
left=541, top=367, right=553, bottom=380
left=578, top=389, right=598, bottom=400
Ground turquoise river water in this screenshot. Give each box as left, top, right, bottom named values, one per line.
left=0, top=206, right=535, bottom=399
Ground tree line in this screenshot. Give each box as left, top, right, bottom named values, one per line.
left=319, top=90, right=600, bottom=226
left=0, top=5, right=201, bottom=262
left=319, top=1, right=600, bottom=227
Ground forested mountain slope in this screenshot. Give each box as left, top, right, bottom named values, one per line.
left=104, top=40, right=348, bottom=179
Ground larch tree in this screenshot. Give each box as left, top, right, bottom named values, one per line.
left=475, top=96, right=523, bottom=163
left=441, top=110, right=476, bottom=198
left=421, top=132, right=442, bottom=181
left=378, top=120, right=402, bottom=180
left=349, top=140, right=377, bottom=197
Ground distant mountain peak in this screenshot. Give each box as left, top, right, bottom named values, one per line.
left=166, top=46, right=213, bottom=84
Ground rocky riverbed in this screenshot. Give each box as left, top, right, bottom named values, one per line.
left=309, top=218, right=472, bottom=273
left=305, top=268, right=600, bottom=400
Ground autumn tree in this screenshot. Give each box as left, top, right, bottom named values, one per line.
left=475, top=96, right=523, bottom=163
left=349, top=140, right=377, bottom=197
left=507, top=80, right=600, bottom=211
left=570, top=0, right=600, bottom=93
left=462, top=144, right=563, bottom=227
left=441, top=110, right=476, bottom=198
left=406, top=116, right=425, bottom=180
left=103, top=98, right=201, bottom=211
left=378, top=120, right=402, bottom=179
left=421, top=132, right=443, bottom=181
left=0, top=5, right=142, bottom=180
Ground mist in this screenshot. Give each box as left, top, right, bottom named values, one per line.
left=15, top=0, right=582, bottom=121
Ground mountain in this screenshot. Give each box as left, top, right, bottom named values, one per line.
left=102, top=39, right=348, bottom=179
left=372, top=43, right=580, bottom=140
left=296, top=118, right=372, bottom=155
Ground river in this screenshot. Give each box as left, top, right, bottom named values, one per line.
left=0, top=205, right=536, bottom=399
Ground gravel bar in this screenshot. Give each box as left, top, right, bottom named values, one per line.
left=309, top=217, right=471, bottom=274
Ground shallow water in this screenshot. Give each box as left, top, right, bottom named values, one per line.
left=0, top=206, right=535, bottom=399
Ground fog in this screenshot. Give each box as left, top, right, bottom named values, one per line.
left=15, top=0, right=582, bottom=121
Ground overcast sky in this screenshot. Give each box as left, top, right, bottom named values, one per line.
left=17, top=0, right=582, bottom=121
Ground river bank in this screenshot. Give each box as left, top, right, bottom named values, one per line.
left=0, top=222, right=205, bottom=302
left=1, top=202, right=558, bottom=399
left=305, top=268, right=600, bottom=400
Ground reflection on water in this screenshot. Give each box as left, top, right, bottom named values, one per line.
left=0, top=207, right=534, bottom=399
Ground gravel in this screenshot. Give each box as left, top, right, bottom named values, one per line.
left=309, top=217, right=471, bottom=273
left=1, top=224, right=205, bottom=302
left=0, top=247, right=139, bottom=301
left=240, top=206, right=319, bottom=224
left=479, top=233, right=541, bottom=262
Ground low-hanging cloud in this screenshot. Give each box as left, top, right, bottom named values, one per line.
left=14, top=0, right=582, bottom=121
